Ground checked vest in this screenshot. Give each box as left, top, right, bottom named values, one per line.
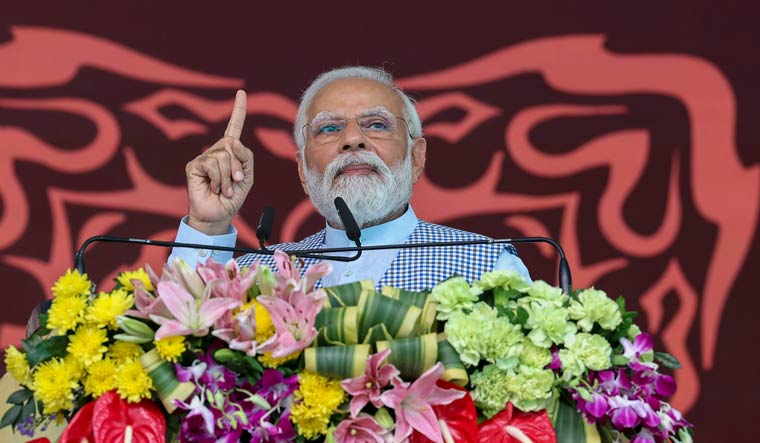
left=235, top=220, right=518, bottom=292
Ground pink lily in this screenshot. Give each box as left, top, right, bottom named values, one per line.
left=125, top=279, right=171, bottom=319
left=333, top=414, right=389, bottom=443
left=342, top=349, right=400, bottom=417
left=379, top=363, right=465, bottom=443
left=256, top=289, right=325, bottom=358
left=196, top=258, right=258, bottom=303
left=270, top=250, right=332, bottom=301
left=164, top=258, right=208, bottom=299
left=151, top=280, right=240, bottom=340
left=212, top=304, right=258, bottom=356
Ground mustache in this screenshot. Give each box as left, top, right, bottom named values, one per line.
left=324, top=151, right=392, bottom=181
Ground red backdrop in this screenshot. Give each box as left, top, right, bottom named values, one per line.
left=2, top=2, right=758, bottom=440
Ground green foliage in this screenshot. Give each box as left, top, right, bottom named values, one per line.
left=655, top=351, right=682, bottom=369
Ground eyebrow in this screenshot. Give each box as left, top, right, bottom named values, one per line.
left=308, top=106, right=396, bottom=126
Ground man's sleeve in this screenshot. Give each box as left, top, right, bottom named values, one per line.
left=167, top=216, right=237, bottom=267
left=494, top=246, right=532, bottom=283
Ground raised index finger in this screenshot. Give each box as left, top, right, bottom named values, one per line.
left=224, top=90, right=247, bottom=139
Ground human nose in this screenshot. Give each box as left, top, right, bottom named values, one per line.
left=340, top=118, right=367, bottom=151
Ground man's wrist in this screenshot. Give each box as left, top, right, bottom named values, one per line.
left=187, top=216, right=233, bottom=236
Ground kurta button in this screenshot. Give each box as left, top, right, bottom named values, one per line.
left=344, top=270, right=353, bottom=277
left=199, top=249, right=208, bottom=257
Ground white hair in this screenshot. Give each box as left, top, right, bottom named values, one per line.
left=293, top=66, right=423, bottom=151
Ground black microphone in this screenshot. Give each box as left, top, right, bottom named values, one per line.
left=334, top=197, right=361, bottom=243
left=256, top=206, right=275, bottom=250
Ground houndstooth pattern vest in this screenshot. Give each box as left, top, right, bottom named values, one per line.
left=235, top=220, right=517, bottom=291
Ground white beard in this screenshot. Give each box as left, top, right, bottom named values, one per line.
left=303, top=150, right=413, bottom=229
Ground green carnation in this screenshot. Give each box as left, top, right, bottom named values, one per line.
left=559, top=332, right=612, bottom=377
left=444, top=304, right=495, bottom=366
left=431, top=276, right=481, bottom=320
left=525, top=304, right=577, bottom=348
left=471, top=364, right=554, bottom=417
left=520, top=338, right=552, bottom=368
left=510, top=366, right=555, bottom=411
left=569, top=288, right=622, bottom=331
left=474, top=270, right=531, bottom=293
left=470, top=365, right=514, bottom=417
left=483, top=316, right=524, bottom=363
left=523, top=280, right=568, bottom=308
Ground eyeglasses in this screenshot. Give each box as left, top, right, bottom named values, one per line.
left=302, top=111, right=412, bottom=146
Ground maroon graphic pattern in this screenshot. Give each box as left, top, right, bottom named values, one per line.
left=1, top=5, right=758, bottom=440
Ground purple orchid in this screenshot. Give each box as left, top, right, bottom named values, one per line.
left=150, top=280, right=240, bottom=340
left=547, top=346, right=562, bottom=371
left=380, top=363, right=465, bottom=443
left=630, top=428, right=656, bottom=443
left=583, top=392, right=609, bottom=421
left=607, top=395, right=660, bottom=430
left=253, top=369, right=299, bottom=407
left=621, top=333, right=654, bottom=363
left=176, top=349, right=238, bottom=392
left=628, top=361, right=677, bottom=398
left=175, top=395, right=217, bottom=443
left=333, top=414, right=389, bottom=443
left=596, top=368, right=633, bottom=396
left=248, top=411, right=296, bottom=443
left=342, top=349, right=400, bottom=417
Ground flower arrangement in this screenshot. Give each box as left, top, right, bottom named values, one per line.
left=1, top=250, right=693, bottom=443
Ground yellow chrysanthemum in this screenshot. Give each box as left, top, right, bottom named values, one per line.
left=62, top=353, right=87, bottom=382
left=51, top=269, right=92, bottom=299
left=47, top=294, right=88, bottom=334
left=115, top=359, right=153, bottom=403
left=154, top=336, right=186, bottom=363
left=290, top=372, right=345, bottom=439
left=32, top=358, right=79, bottom=414
left=84, top=358, right=118, bottom=397
left=108, top=341, right=144, bottom=363
left=258, top=350, right=301, bottom=368
left=67, top=324, right=108, bottom=366
left=86, top=289, right=134, bottom=329
left=117, top=269, right=153, bottom=292
left=4, top=345, right=31, bottom=386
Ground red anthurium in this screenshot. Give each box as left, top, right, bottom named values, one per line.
left=26, top=438, right=52, bottom=443
left=92, top=391, right=166, bottom=443
left=59, top=400, right=95, bottom=443
left=477, top=403, right=556, bottom=443
left=59, top=390, right=166, bottom=443
left=409, top=380, right=478, bottom=443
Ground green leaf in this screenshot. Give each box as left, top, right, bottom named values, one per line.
left=515, top=306, right=529, bottom=326
left=7, top=389, right=33, bottom=405
left=655, top=351, right=682, bottom=369
left=25, top=335, right=69, bottom=366
left=21, top=398, right=35, bottom=422
left=21, top=334, right=42, bottom=354
left=0, top=404, right=22, bottom=429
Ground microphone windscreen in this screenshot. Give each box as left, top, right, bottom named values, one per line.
left=334, top=197, right=361, bottom=242
left=256, top=206, right=275, bottom=240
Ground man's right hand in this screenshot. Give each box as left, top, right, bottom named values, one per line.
left=185, top=90, right=254, bottom=235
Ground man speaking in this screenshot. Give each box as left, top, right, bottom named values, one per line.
left=170, top=66, right=530, bottom=290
